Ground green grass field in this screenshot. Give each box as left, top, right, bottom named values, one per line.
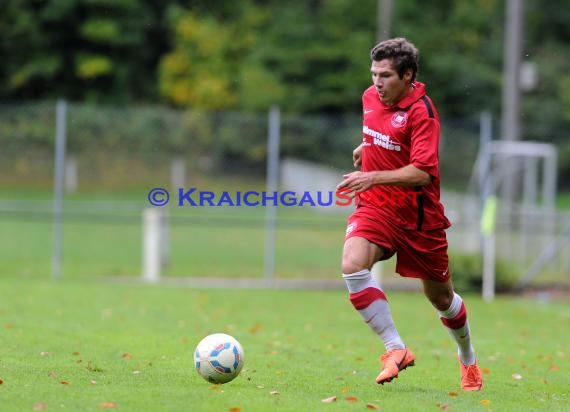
left=1, top=182, right=569, bottom=282
left=0, top=206, right=348, bottom=279
left=1, top=276, right=568, bottom=412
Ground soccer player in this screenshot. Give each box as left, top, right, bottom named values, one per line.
left=337, top=37, right=483, bottom=391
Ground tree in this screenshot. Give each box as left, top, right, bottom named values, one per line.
left=158, top=2, right=282, bottom=111
left=0, top=0, right=185, bottom=103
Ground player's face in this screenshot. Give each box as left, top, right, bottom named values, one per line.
left=371, top=59, right=412, bottom=106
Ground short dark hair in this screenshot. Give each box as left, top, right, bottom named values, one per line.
left=370, top=38, right=419, bottom=81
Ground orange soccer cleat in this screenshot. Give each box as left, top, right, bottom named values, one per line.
left=376, top=348, right=415, bottom=384
left=459, top=360, right=483, bottom=391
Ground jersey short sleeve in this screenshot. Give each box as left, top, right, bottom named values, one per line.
left=409, top=97, right=440, bottom=179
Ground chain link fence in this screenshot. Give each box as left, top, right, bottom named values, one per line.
left=0, top=102, right=568, bottom=290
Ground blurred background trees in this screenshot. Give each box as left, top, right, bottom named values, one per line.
left=1, top=0, right=569, bottom=184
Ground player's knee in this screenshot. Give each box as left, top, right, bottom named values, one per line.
left=341, top=257, right=367, bottom=275
left=427, top=292, right=453, bottom=311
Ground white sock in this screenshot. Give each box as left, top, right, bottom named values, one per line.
left=437, top=292, right=476, bottom=365
left=343, top=270, right=405, bottom=351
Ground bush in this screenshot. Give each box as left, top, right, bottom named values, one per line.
left=449, top=253, right=517, bottom=293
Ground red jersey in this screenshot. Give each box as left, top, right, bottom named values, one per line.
left=359, top=81, right=450, bottom=230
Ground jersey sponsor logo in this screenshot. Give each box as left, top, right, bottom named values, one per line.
left=363, top=125, right=401, bottom=151
left=364, top=108, right=374, bottom=114
left=391, top=111, right=408, bottom=128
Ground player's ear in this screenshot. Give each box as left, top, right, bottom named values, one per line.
left=403, top=69, right=413, bottom=82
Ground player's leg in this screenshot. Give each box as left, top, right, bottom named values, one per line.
left=422, top=278, right=483, bottom=391
left=342, top=236, right=403, bottom=350
left=342, top=236, right=414, bottom=384
left=422, top=279, right=475, bottom=364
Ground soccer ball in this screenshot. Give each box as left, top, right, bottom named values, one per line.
left=194, top=333, right=244, bottom=384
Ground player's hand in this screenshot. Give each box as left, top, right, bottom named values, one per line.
left=336, top=171, right=375, bottom=194
left=353, top=144, right=363, bottom=168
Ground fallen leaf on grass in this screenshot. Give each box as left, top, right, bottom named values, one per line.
left=256, top=385, right=264, bottom=389
left=33, top=403, right=48, bottom=410
left=98, top=401, right=117, bottom=409
left=229, top=407, right=241, bottom=412
left=448, top=391, right=458, bottom=397
left=538, top=354, right=553, bottom=363
left=72, top=351, right=80, bottom=356
left=345, top=396, right=358, bottom=403
left=548, top=364, right=559, bottom=372
left=90, top=380, right=97, bottom=385
left=4, top=323, right=13, bottom=330
left=86, top=362, right=103, bottom=373
left=269, top=390, right=279, bottom=395
left=512, top=373, right=522, bottom=380
left=60, top=380, right=69, bottom=385
left=480, top=399, right=491, bottom=405
left=48, top=371, right=57, bottom=378
left=0, top=377, right=3, bottom=385
left=365, top=403, right=379, bottom=410
left=436, top=403, right=449, bottom=411
left=40, top=352, right=50, bottom=357
left=481, top=367, right=491, bottom=375
left=249, top=323, right=264, bottom=335
left=122, top=352, right=132, bottom=360
left=321, top=396, right=337, bottom=403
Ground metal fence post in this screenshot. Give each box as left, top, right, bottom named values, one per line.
left=264, top=106, right=281, bottom=283
left=52, top=99, right=67, bottom=280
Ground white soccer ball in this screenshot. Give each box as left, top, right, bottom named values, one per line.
left=194, top=333, right=244, bottom=384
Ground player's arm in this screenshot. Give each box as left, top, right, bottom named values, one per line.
left=337, top=165, right=430, bottom=192
left=353, top=143, right=363, bottom=168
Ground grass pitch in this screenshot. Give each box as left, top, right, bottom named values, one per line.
left=0, top=277, right=568, bottom=411
left=0, top=206, right=348, bottom=279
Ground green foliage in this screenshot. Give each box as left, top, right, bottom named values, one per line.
left=1, top=0, right=570, bottom=181
left=450, top=252, right=517, bottom=293
left=158, top=0, right=375, bottom=113
left=0, top=102, right=359, bottom=175
left=0, top=0, right=185, bottom=102
left=80, top=18, right=121, bottom=42
left=75, top=54, right=114, bottom=78
left=159, top=2, right=285, bottom=110
left=396, top=0, right=504, bottom=118
left=159, top=11, right=238, bottom=109
left=561, top=76, right=570, bottom=123
left=2, top=0, right=569, bottom=121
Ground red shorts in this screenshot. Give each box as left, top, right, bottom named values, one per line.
left=345, top=206, right=450, bottom=282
